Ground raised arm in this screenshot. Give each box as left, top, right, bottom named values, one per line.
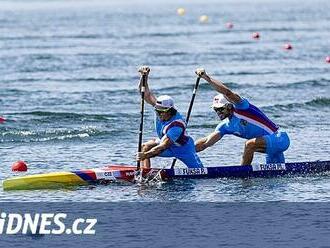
left=195, top=68, right=242, bottom=104
left=138, top=66, right=157, bottom=106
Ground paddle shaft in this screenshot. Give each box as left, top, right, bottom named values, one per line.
left=137, top=74, right=147, bottom=170
left=170, top=76, right=201, bottom=169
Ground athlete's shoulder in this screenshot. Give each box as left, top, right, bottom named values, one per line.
left=174, top=112, right=184, bottom=120
left=233, top=97, right=250, bottom=110
left=171, top=112, right=186, bottom=124
left=215, top=119, right=231, bottom=135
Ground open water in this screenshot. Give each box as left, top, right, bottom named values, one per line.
left=0, top=0, right=329, bottom=202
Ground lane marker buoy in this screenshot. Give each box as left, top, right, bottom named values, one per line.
left=12, top=160, right=28, bottom=172
left=199, top=15, right=209, bottom=23
left=252, top=32, right=260, bottom=39
left=283, top=43, right=293, bottom=50
left=177, top=8, right=185, bottom=16
left=226, top=22, right=234, bottom=29
left=325, top=56, right=330, bottom=63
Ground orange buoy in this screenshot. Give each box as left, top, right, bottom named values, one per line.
left=12, top=160, right=28, bottom=172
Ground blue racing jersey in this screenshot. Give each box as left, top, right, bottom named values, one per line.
left=155, top=112, right=189, bottom=146
left=215, top=98, right=279, bottom=139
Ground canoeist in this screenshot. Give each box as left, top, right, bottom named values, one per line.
left=195, top=69, right=290, bottom=165
left=136, top=68, right=203, bottom=168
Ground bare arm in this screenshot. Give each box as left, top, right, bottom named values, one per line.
left=196, top=68, right=242, bottom=104
left=138, top=66, right=157, bottom=106
left=195, top=131, right=222, bottom=152
left=137, top=136, right=172, bottom=160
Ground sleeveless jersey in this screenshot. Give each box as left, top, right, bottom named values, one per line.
left=155, top=112, right=189, bottom=146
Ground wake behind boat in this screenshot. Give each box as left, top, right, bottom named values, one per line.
left=3, top=160, right=330, bottom=191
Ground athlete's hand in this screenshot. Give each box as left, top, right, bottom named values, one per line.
left=136, top=152, right=147, bottom=161
left=138, top=66, right=150, bottom=93
left=138, top=66, right=150, bottom=76
left=195, top=68, right=208, bottom=80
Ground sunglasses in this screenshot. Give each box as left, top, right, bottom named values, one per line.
left=155, top=108, right=170, bottom=114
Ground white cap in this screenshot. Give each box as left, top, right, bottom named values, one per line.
left=211, top=94, right=229, bottom=108
left=155, top=95, right=175, bottom=110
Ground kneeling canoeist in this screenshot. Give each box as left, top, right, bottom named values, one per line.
left=195, top=69, right=290, bottom=165
left=136, top=68, right=203, bottom=169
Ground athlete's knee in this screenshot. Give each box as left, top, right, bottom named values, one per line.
left=244, top=139, right=257, bottom=152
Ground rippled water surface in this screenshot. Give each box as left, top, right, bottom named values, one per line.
left=0, top=0, right=329, bottom=201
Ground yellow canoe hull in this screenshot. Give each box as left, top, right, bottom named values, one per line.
left=3, top=172, right=88, bottom=191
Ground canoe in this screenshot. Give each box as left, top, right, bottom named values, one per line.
left=3, top=160, right=330, bottom=191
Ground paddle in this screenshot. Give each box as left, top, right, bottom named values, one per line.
left=137, top=66, right=150, bottom=171
left=170, top=68, right=204, bottom=169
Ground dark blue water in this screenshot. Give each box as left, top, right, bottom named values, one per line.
left=2, top=202, right=330, bottom=248
left=0, top=0, right=330, bottom=201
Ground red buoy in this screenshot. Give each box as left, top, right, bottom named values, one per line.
left=12, top=161, right=28, bottom=172
left=0, top=116, right=5, bottom=123
left=326, top=56, right=330, bottom=63
left=283, top=43, right=293, bottom=50
left=252, top=32, right=260, bottom=39
left=226, top=22, right=234, bottom=29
